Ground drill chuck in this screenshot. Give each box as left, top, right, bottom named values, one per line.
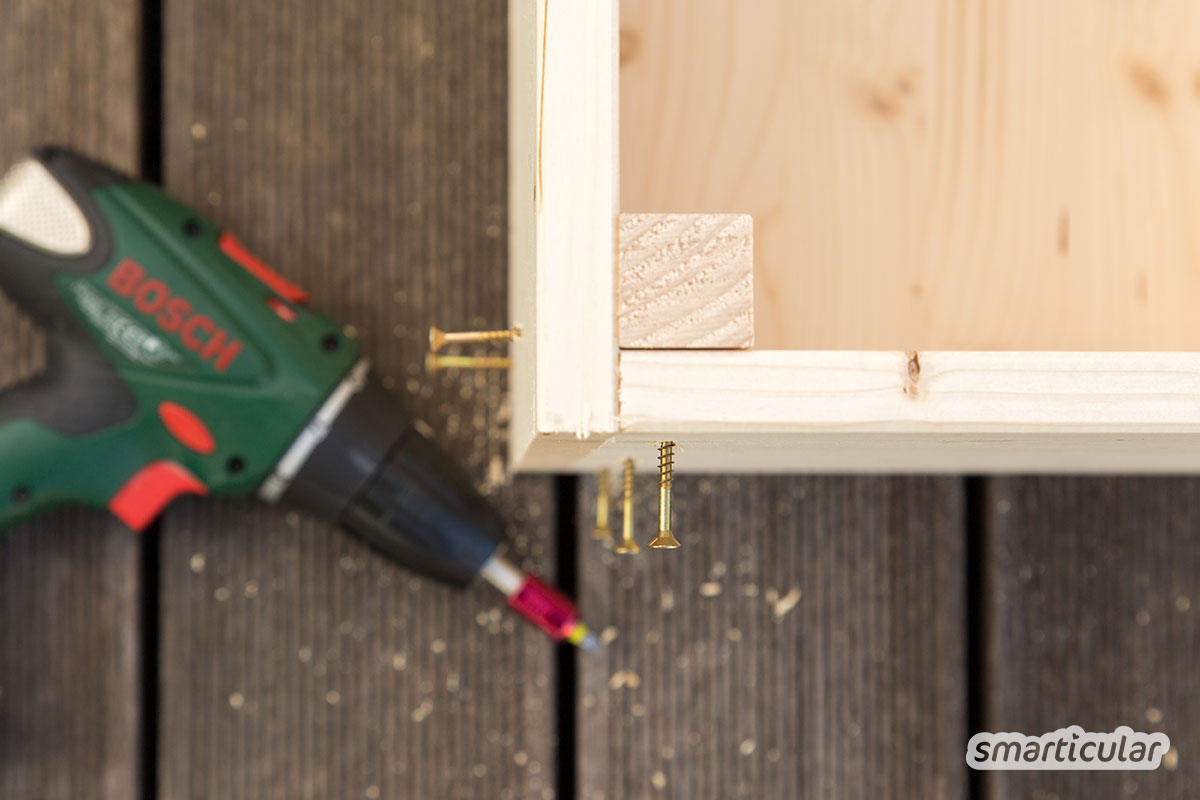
left=275, top=361, right=500, bottom=586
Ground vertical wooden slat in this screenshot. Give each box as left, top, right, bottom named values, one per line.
left=985, top=477, right=1200, bottom=798
left=0, top=2, right=142, bottom=798
left=578, top=475, right=967, bottom=799
left=159, top=2, right=557, bottom=797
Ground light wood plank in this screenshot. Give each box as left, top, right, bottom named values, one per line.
left=618, top=213, right=753, bottom=349
left=517, top=350, right=1200, bottom=473
left=0, top=1, right=141, bottom=797
left=509, top=0, right=620, bottom=467
left=160, top=2, right=558, bottom=797
left=621, top=0, right=1200, bottom=351
left=578, top=475, right=967, bottom=798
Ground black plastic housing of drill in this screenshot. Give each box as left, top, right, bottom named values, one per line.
left=280, top=370, right=501, bottom=587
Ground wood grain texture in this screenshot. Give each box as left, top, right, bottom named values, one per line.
left=621, top=0, right=1200, bottom=351
left=160, top=2, right=558, bottom=797
left=577, top=475, right=966, bottom=799
left=985, top=478, right=1200, bottom=798
left=0, top=1, right=141, bottom=798
left=509, top=0, right=619, bottom=467
left=593, top=350, right=1200, bottom=473
left=618, top=213, right=753, bottom=349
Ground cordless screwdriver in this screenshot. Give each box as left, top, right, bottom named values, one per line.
left=0, top=146, right=597, bottom=649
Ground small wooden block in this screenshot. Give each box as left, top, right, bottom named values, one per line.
left=618, top=213, right=754, bottom=349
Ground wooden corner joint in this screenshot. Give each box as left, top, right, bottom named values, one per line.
left=617, top=213, right=754, bottom=349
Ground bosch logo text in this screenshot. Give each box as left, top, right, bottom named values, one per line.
left=106, top=259, right=243, bottom=372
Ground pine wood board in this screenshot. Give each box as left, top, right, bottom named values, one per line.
left=621, top=0, right=1200, bottom=352
left=618, top=213, right=754, bottom=349
left=509, top=0, right=620, bottom=468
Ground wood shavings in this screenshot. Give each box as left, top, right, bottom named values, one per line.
left=773, top=588, right=802, bottom=618
left=608, top=670, right=642, bottom=690
left=699, top=582, right=723, bottom=597
left=411, top=700, right=434, bottom=722
left=189, top=554, right=205, bottom=573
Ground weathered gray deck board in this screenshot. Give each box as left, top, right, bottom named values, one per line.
left=158, top=1, right=557, bottom=798
left=0, top=2, right=142, bottom=798
left=985, top=477, right=1200, bottom=799
left=577, top=476, right=968, bottom=799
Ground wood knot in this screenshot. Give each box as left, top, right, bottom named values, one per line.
left=904, top=351, right=921, bottom=397
left=1126, top=59, right=1170, bottom=106
left=620, top=28, right=640, bottom=68
left=851, top=70, right=918, bottom=120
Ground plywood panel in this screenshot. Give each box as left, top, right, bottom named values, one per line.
left=621, top=0, right=1200, bottom=351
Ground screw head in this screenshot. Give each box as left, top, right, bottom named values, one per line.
left=321, top=334, right=340, bottom=352
left=10, top=485, right=31, bottom=504
left=183, top=218, right=203, bottom=237
left=226, top=456, right=246, bottom=474
left=648, top=532, right=681, bottom=549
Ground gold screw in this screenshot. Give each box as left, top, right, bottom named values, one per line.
left=614, top=458, right=639, bottom=554
left=425, top=353, right=513, bottom=373
left=429, top=326, right=522, bottom=353
left=592, top=469, right=613, bottom=540
left=648, top=442, right=680, bottom=549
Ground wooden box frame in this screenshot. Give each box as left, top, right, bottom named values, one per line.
left=508, top=0, right=1200, bottom=473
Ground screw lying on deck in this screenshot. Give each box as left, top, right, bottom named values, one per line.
left=429, top=326, right=522, bottom=353
left=425, top=353, right=513, bottom=373
left=615, top=458, right=639, bottom=554
left=647, top=441, right=680, bottom=549
left=592, top=469, right=613, bottom=540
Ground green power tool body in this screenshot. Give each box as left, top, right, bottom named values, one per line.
left=0, top=147, right=596, bottom=649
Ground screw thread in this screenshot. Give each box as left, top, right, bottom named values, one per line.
left=615, top=458, right=639, bottom=554
left=649, top=442, right=680, bottom=549
left=657, top=441, right=674, bottom=489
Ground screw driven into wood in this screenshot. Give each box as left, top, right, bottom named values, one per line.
left=647, top=441, right=680, bottom=549
left=425, top=353, right=513, bottom=373
left=592, top=469, right=613, bottom=540
left=428, top=326, right=522, bottom=353
left=615, top=458, right=639, bottom=555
